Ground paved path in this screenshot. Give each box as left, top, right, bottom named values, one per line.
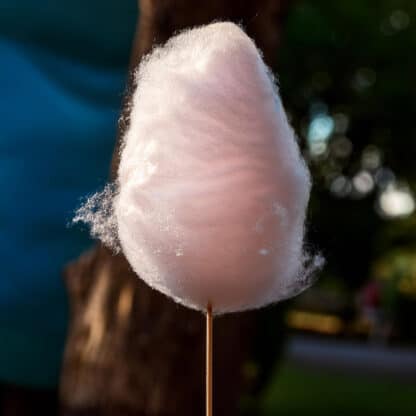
left=286, top=335, right=416, bottom=381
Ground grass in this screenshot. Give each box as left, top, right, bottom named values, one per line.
left=259, top=362, right=416, bottom=416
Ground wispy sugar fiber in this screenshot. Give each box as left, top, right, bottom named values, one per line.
left=74, top=22, right=323, bottom=314
left=73, top=184, right=120, bottom=252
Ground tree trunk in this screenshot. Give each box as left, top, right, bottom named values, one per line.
left=60, top=1, right=290, bottom=415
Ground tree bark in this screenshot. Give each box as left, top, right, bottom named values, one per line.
left=60, top=1, right=290, bottom=415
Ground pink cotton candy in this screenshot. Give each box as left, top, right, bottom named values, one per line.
left=75, top=22, right=322, bottom=314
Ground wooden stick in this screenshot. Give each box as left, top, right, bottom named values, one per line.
left=206, top=302, right=213, bottom=416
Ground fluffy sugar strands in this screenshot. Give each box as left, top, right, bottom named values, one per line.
left=75, top=22, right=323, bottom=314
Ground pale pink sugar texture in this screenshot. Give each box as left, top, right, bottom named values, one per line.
left=113, top=22, right=322, bottom=314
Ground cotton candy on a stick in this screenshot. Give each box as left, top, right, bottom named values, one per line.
left=75, top=22, right=322, bottom=314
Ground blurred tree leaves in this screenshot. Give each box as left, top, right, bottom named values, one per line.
left=277, top=0, right=416, bottom=288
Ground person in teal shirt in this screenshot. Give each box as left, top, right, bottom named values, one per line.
left=0, top=0, right=137, bottom=412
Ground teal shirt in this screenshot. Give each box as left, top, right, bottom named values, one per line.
left=0, top=1, right=137, bottom=387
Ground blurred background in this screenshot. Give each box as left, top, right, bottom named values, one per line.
left=256, top=1, right=416, bottom=415
left=1, top=0, right=415, bottom=415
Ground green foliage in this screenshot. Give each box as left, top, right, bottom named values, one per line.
left=278, top=0, right=416, bottom=288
